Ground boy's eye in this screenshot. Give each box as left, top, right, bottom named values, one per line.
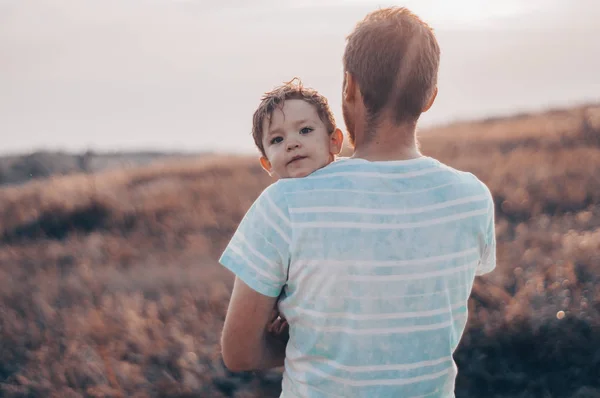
left=270, top=136, right=283, bottom=145
left=300, top=127, right=313, bottom=135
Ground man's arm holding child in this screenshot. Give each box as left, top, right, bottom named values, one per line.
left=221, top=277, right=287, bottom=371
left=218, top=183, right=291, bottom=371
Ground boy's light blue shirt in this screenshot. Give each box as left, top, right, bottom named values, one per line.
left=219, top=156, right=496, bottom=398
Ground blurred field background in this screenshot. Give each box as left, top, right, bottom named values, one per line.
left=1, top=103, right=600, bottom=397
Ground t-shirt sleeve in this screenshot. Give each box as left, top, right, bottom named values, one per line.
left=476, top=185, right=496, bottom=276
left=219, top=182, right=291, bottom=297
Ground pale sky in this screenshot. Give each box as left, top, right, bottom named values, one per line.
left=1, top=0, right=599, bottom=155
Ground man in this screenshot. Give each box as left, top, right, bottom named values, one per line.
left=219, top=7, right=496, bottom=397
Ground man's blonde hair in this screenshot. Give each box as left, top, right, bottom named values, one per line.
left=251, top=78, right=336, bottom=157
left=343, top=7, right=440, bottom=126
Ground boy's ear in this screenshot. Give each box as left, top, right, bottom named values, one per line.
left=329, top=128, right=344, bottom=155
left=422, top=86, right=438, bottom=113
left=259, top=156, right=273, bottom=175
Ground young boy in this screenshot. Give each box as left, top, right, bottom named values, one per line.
left=252, top=77, right=344, bottom=180
left=250, top=78, right=344, bottom=339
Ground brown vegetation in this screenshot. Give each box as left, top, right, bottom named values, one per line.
left=1, top=104, right=599, bottom=397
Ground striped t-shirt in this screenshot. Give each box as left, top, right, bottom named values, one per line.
left=219, top=156, right=496, bottom=398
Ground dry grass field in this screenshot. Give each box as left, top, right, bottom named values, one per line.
left=1, top=103, right=599, bottom=397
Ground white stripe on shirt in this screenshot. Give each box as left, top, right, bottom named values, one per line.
left=288, top=248, right=478, bottom=280
left=342, top=261, right=477, bottom=282
left=264, top=189, right=292, bottom=226
left=295, top=208, right=488, bottom=229
left=257, top=202, right=291, bottom=244
left=286, top=345, right=452, bottom=373
left=294, top=302, right=465, bottom=321
left=288, top=360, right=453, bottom=387
left=305, top=167, right=443, bottom=180
left=289, top=194, right=487, bottom=215
left=294, top=313, right=467, bottom=335
left=227, top=243, right=280, bottom=283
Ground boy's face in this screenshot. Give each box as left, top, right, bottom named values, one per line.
left=260, top=99, right=343, bottom=179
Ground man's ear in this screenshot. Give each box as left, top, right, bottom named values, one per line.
left=329, top=128, right=344, bottom=155
left=422, top=86, right=438, bottom=113
left=259, top=156, right=272, bottom=175
left=344, top=72, right=357, bottom=103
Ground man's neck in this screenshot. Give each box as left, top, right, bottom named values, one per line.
left=351, top=119, right=422, bottom=161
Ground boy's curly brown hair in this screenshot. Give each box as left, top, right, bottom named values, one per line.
left=251, top=78, right=336, bottom=157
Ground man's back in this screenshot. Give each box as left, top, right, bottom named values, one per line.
left=274, top=156, right=496, bottom=397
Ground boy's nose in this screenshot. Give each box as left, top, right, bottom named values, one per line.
left=286, top=141, right=300, bottom=151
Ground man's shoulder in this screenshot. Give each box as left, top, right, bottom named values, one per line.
left=256, top=179, right=295, bottom=211
left=433, top=159, right=492, bottom=195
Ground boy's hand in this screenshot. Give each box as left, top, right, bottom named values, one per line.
left=267, top=309, right=289, bottom=343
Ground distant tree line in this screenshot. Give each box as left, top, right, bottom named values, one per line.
left=0, top=150, right=201, bottom=186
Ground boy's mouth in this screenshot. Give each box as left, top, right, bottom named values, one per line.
left=287, top=155, right=307, bottom=165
